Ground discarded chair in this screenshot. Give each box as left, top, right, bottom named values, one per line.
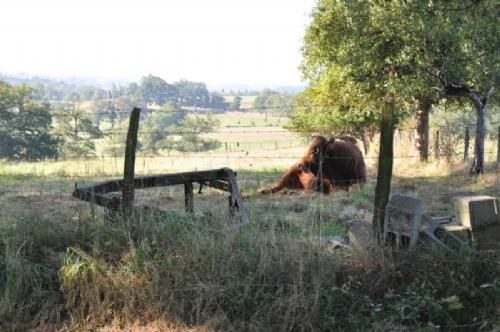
left=383, top=194, right=423, bottom=249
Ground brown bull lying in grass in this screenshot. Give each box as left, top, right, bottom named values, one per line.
left=260, top=135, right=367, bottom=194
left=259, top=162, right=335, bottom=194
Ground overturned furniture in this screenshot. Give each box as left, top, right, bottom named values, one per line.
left=383, top=194, right=423, bottom=249
left=73, top=167, right=249, bottom=225
left=380, top=193, right=500, bottom=252
left=422, top=195, right=500, bottom=251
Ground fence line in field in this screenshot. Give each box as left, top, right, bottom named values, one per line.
left=1, top=171, right=498, bottom=192
left=9, top=150, right=494, bottom=162
left=46, top=127, right=500, bottom=136
left=2, top=107, right=499, bottom=206
left=47, top=105, right=500, bottom=125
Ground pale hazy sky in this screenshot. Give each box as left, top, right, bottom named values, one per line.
left=0, top=0, right=315, bottom=87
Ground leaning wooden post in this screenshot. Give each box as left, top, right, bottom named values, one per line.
left=122, top=107, right=141, bottom=218
left=372, top=99, right=395, bottom=239
left=464, top=127, right=470, bottom=162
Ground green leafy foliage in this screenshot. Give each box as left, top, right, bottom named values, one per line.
left=52, top=101, right=103, bottom=158
left=174, top=80, right=210, bottom=107
left=295, top=0, right=498, bottom=143
left=229, top=96, right=242, bottom=110
left=161, top=113, right=221, bottom=152
left=0, top=81, right=59, bottom=160
left=429, top=103, right=475, bottom=161
left=253, top=89, right=294, bottom=116
left=140, top=74, right=178, bottom=106
left=139, top=102, right=186, bottom=152
left=287, top=73, right=380, bottom=137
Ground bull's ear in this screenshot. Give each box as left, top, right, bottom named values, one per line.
left=307, top=136, right=326, bottom=156
left=327, top=137, right=336, bottom=145
left=319, top=137, right=331, bottom=151
left=311, top=135, right=326, bottom=146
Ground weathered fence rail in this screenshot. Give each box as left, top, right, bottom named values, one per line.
left=72, top=106, right=249, bottom=226
left=73, top=167, right=249, bottom=224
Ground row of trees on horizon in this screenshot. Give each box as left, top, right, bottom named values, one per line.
left=0, top=77, right=297, bottom=161
left=0, top=73, right=296, bottom=112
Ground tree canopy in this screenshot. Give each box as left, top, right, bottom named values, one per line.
left=0, top=81, right=59, bottom=160
left=140, top=74, right=178, bottom=106
left=293, top=0, right=498, bottom=171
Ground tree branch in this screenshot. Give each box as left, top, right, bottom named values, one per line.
left=482, top=86, right=495, bottom=106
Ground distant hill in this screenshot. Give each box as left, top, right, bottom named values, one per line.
left=0, top=72, right=129, bottom=89
left=0, top=72, right=306, bottom=99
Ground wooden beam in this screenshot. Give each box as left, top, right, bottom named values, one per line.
left=72, top=188, right=120, bottom=211
left=203, top=179, right=230, bottom=191
left=76, top=169, right=228, bottom=194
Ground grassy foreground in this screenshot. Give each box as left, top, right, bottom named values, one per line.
left=1, top=209, right=499, bottom=331
left=0, top=161, right=499, bottom=331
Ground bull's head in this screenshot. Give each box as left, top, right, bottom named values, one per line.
left=303, top=136, right=335, bottom=175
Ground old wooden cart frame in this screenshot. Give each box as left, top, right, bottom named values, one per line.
left=73, top=167, right=249, bottom=224
left=72, top=107, right=249, bottom=226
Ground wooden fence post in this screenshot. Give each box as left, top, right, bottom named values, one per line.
left=372, top=99, right=395, bottom=239
left=184, top=182, right=194, bottom=213
left=226, top=169, right=250, bottom=225
left=497, top=125, right=500, bottom=164
left=434, top=130, right=440, bottom=160
left=464, top=127, right=470, bottom=162
left=122, top=107, right=141, bottom=218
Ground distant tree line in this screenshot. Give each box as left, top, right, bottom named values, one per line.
left=0, top=73, right=231, bottom=110
left=0, top=79, right=224, bottom=161
left=0, top=74, right=299, bottom=161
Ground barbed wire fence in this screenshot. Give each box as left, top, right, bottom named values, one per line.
left=1, top=105, right=499, bottom=221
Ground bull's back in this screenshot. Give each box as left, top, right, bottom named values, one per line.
left=324, top=141, right=366, bottom=187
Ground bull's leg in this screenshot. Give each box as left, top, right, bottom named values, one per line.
left=324, top=178, right=336, bottom=193
left=259, top=165, right=302, bottom=194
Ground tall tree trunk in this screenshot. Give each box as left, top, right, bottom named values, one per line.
left=468, top=88, right=494, bottom=175
left=372, top=99, right=395, bottom=239
left=415, top=98, right=432, bottom=162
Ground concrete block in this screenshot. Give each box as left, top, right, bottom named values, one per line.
left=383, top=194, right=423, bottom=248
left=453, top=195, right=500, bottom=250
